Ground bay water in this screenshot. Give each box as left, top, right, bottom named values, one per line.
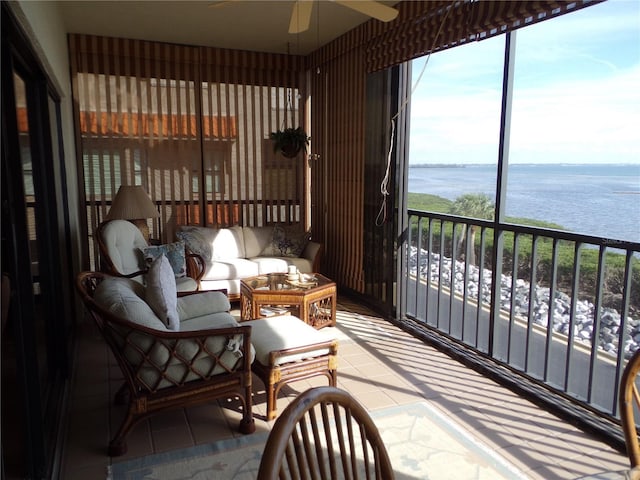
left=408, top=163, right=640, bottom=243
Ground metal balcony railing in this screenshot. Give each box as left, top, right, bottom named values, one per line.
left=402, top=209, right=640, bottom=435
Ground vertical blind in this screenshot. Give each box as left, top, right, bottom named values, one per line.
left=69, top=35, right=307, bottom=269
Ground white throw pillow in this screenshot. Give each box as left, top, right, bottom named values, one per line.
left=146, top=254, right=179, bottom=331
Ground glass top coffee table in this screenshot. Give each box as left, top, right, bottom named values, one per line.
left=240, top=273, right=336, bottom=329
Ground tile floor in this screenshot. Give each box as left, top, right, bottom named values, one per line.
left=61, top=298, right=630, bottom=479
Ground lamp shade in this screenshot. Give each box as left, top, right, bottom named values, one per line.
left=106, top=185, right=159, bottom=221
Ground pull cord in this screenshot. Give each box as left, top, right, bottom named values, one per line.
left=375, top=2, right=453, bottom=226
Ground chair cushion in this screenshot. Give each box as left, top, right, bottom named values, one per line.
left=94, top=276, right=166, bottom=331
left=177, top=291, right=231, bottom=321
left=145, top=254, right=179, bottom=330
left=101, top=219, right=148, bottom=275
left=176, top=313, right=244, bottom=363
left=180, top=312, right=238, bottom=331
left=141, top=241, right=187, bottom=278
left=244, top=316, right=335, bottom=366
left=175, top=276, right=199, bottom=292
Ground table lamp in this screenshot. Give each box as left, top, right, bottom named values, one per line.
left=106, top=185, right=159, bottom=242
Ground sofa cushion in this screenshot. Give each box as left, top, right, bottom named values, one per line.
left=211, top=226, right=245, bottom=260
left=250, top=256, right=313, bottom=275
left=176, top=226, right=213, bottom=263
left=141, top=241, right=187, bottom=278
left=242, top=226, right=274, bottom=258
left=146, top=254, right=179, bottom=331
left=177, top=225, right=245, bottom=262
left=199, top=279, right=240, bottom=297
left=260, top=225, right=311, bottom=257
left=202, top=258, right=259, bottom=281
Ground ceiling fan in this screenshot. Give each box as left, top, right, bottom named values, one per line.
left=211, top=1, right=399, bottom=34
left=289, top=1, right=399, bottom=33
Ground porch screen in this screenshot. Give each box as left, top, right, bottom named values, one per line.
left=69, top=35, right=306, bottom=270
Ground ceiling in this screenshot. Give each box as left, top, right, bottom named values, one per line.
left=57, top=1, right=400, bottom=56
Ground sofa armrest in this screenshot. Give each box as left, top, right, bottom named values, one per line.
left=302, top=241, right=323, bottom=273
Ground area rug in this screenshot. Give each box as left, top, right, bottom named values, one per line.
left=110, top=401, right=527, bottom=480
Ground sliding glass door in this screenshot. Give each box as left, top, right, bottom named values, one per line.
left=1, top=4, right=73, bottom=478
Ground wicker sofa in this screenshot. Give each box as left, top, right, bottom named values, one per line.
left=177, top=225, right=323, bottom=300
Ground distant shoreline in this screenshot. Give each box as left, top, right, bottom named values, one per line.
left=407, top=163, right=640, bottom=243
left=409, top=162, right=639, bottom=168
left=410, top=164, right=466, bottom=168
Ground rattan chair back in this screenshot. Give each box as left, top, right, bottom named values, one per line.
left=257, top=386, right=394, bottom=480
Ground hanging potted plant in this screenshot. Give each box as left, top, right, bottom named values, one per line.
left=270, top=127, right=310, bottom=158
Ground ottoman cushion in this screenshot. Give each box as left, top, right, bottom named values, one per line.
left=244, top=316, right=335, bottom=366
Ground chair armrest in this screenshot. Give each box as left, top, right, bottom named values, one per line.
left=107, top=268, right=148, bottom=279
left=185, top=252, right=206, bottom=283
left=302, top=241, right=323, bottom=272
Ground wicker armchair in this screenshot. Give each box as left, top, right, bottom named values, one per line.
left=96, top=219, right=206, bottom=292
left=76, top=271, right=255, bottom=456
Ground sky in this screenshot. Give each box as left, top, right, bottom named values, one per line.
left=408, top=0, right=640, bottom=165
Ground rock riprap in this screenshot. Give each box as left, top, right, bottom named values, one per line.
left=408, top=247, right=639, bottom=358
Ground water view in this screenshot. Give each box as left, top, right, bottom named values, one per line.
left=408, top=163, right=640, bottom=243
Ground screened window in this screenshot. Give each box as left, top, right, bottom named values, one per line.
left=408, top=35, right=504, bottom=219
left=408, top=0, right=640, bottom=242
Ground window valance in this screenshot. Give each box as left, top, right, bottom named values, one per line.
left=360, top=0, right=602, bottom=73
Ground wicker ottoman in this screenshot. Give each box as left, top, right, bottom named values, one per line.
left=244, top=316, right=338, bottom=420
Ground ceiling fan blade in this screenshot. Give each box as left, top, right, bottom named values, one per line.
left=289, top=1, right=313, bottom=34
left=332, top=0, right=399, bottom=22
left=208, top=1, right=235, bottom=8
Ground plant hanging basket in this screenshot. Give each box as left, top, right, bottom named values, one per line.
left=281, top=144, right=301, bottom=158
left=270, top=127, right=310, bottom=159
